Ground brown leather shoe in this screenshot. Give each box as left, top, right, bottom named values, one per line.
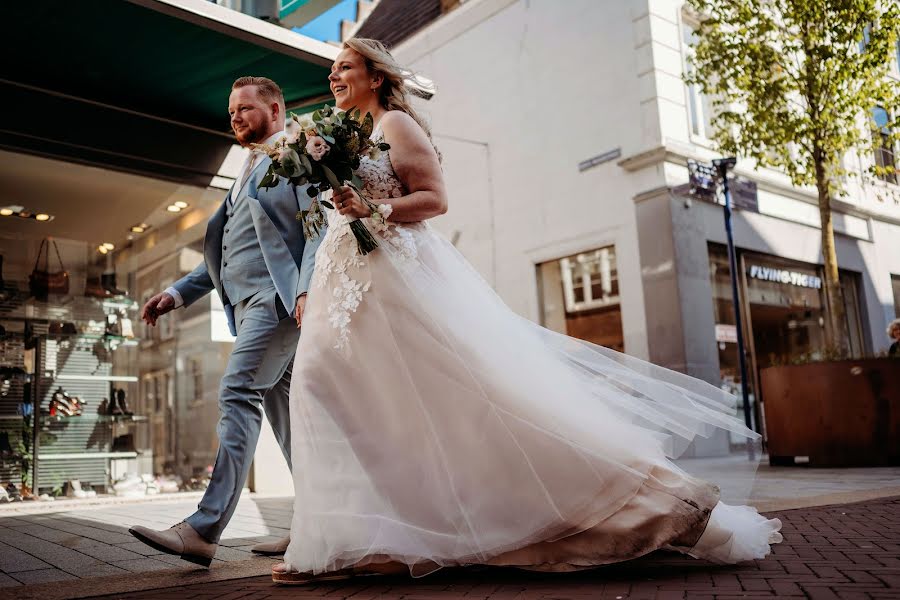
left=251, top=536, right=290, bottom=555
left=128, top=521, right=217, bottom=567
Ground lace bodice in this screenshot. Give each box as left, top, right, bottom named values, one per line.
left=357, top=126, right=406, bottom=202
left=312, top=120, right=420, bottom=352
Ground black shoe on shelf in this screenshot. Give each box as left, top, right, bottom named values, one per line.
left=0, top=431, right=13, bottom=455
left=115, top=388, right=132, bottom=416
left=101, top=273, right=127, bottom=297
left=109, top=389, right=124, bottom=416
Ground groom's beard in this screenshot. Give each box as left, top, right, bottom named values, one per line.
left=234, top=125, right=267, bottom=146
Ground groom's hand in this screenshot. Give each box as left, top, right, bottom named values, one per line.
left=142, top=292, right=176, bottom=327
left=295, top=294, right=307, bottom=329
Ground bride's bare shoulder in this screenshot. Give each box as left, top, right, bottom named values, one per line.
left=380, top=111, right=424, bottom=137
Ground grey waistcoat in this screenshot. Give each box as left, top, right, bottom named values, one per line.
left=220, top=183, right=270, bottom=306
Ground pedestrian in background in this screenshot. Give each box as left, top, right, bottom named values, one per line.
left=888, top=318, right=900, bottom=357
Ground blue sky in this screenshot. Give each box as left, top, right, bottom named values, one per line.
left=292, top=0, right=358, bottom=43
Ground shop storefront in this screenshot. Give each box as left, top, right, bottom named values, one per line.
left=1, top=0, right=338, bottom=502
left=707, top=243, right=866, bottom=433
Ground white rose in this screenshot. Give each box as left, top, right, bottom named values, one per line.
left=285, top=119, right=301, bottom=143
left=305, top=136, right=329, bottom=161
left=297, top=115, right=315, bottom=130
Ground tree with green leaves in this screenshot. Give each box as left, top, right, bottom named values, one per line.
left=685, top=0, right=900, bottom=354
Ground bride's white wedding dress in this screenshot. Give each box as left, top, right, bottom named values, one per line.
left=284, top=121, right=781, bottom=575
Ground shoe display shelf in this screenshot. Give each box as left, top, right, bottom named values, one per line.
left=1, top=290, right=147, bottom=496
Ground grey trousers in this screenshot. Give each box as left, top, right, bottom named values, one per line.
left=185, top=287, right=299, bottom=543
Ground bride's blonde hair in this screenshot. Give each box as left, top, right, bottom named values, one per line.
left=343, top=38, right=439, bottom=157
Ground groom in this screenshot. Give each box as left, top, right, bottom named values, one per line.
left=131, top=76, right=319, bottom=567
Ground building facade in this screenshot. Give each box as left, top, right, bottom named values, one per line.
left=394, top=0, right=900, bottom=439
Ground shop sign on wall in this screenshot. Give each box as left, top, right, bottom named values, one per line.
left=748, top=265, right=822, bottom=289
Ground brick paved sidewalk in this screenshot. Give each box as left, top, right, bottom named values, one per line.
left=84, top=496, right=900, bottom=600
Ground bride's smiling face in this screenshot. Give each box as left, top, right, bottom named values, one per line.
left=329, top=48, right=382, bottom=110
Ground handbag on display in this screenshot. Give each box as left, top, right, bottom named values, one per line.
left=29, top=239, right=69, bottom=299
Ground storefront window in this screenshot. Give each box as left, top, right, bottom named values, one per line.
left=537, top=246, right=624, bottom=351
left=742, top=254, right=827, bottom=367
left=708, top=243, right=867, bottom=390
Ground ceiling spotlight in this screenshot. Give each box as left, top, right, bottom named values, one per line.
left=166, top=205, right=182, bottom=213
left=130, top=223, right=149, bottom=233
left=0, top=208, right=13, bottom=216
left=35, top=214, right=51, bottom=222
left=98, top=245, right=109, bottom=255
left=174, top=201, right=189, bottom=209
left=102, top=243, right=115, bottom=251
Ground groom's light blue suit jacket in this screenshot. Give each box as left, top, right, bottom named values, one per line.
left=173, top=156, right=321, bottom=336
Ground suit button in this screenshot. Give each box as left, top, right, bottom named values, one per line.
left=223, top=261, right=228, bottom=267
left=224, top=228, right=229, bottom=233
left=222, top=245, right=227, bottom=251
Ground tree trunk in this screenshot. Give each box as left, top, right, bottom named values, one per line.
left=814, top=160, right=847, bottom=356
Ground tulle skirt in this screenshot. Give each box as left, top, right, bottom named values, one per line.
left=284, top=215, right=781, bottom=574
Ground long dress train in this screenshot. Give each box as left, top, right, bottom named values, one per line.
left=284, top=123, right=782, bottom=575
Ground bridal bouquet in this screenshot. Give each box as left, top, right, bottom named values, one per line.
left=254, top=105, right=391, bottom=255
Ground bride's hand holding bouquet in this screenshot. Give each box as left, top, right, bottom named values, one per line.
left=254, top=104, right=390, bottom=255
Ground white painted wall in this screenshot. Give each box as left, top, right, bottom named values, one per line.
left=398, top=0, right=657, bottom=359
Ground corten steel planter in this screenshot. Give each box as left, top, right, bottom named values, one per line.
left=761, top=358, right=900, bottom=467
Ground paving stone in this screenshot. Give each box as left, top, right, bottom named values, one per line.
left=110, top=557, right=181, bottom=573
left=11, top=568, right=78, bottom=585
left=0, top=527, right=105, bottom=573
left=113, top=541, right=167, bottom=556
left=0, top=572, right=22, bottom=587
left=0, top=540, right=52, bottom=572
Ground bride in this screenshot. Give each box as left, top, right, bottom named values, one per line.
left=273, top=38, right=781, bottom=584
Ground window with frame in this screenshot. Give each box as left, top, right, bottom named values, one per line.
left=682, top=19, right=716, bottom=140
left=537, top=246, right=624, bottom=352
left=873, top=106, right=897, bottom=184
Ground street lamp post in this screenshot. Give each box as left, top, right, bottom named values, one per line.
left=688, top=158, right=754, bottom=438
left=712, top=158, right=754, bottom=437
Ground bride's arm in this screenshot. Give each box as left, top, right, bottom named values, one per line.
left=334, top=110, right=447, bottom=222
left=378, top=111, right=447, bottom=222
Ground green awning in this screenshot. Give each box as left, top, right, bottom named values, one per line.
left=2, top=0, right=338, bottom=187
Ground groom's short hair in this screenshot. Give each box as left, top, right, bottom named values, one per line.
left=232, top=76, right=285, bottom=113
